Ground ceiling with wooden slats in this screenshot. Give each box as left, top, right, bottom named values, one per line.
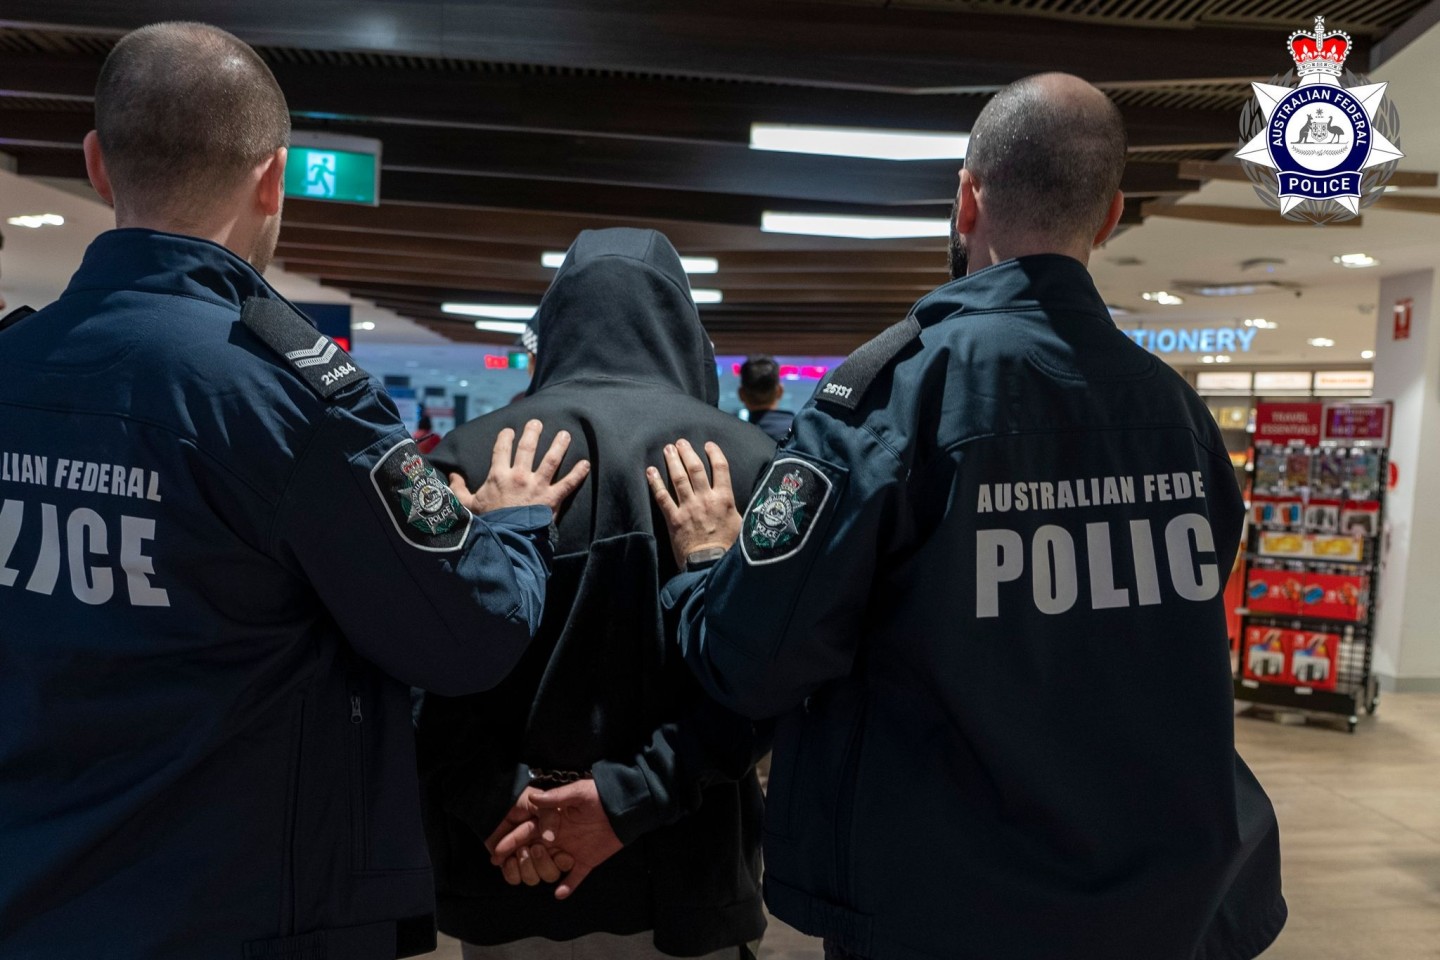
left=0, top=0, right=1432, bottom=353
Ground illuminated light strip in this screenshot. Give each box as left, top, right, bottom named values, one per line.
left=750, top=123, right=969, bottom=161
left=761, top=211, right=949, bottom=240
left=542, top=251, right=719, bottom=274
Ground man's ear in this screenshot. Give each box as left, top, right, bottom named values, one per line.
left=956, top=168, right=982, bottom=237
left=255, top=147, right=287, bottom=217
left=1093, top=190, right=1125, bottom=247
left=776, top=383, right=785, bottom=401
left=83, top=131, right=115, bottom=208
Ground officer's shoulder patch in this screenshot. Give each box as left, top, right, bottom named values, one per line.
left=740, top=457, right=833, bottom=566
left=815, top=315, right=921, bottom=412
left=240, top=297, right=368, bottom=400
left=0, top=305, right=36, bottom=334
left=369, top=438, right=472, bottom=552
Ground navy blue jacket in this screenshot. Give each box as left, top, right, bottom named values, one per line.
left=664, top=255, right=1286, bottom=960
left=0, top=230, right=552, bottom=960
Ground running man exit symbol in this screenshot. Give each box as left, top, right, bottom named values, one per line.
left=304, top=151, right=337, bottom=198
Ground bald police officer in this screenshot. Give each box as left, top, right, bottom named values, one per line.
left=646, top=74, right=1285, bottom=960
left=0, top=23, right=586, bottom=960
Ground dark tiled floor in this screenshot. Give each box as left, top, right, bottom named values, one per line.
left=419, top=693, right=1440, bottom=960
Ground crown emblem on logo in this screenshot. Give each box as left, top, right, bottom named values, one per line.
left=1289, top=16, right=1351, bottom=78
left=401, top=454, right=427, bottom=482
left=780, top=472, right=803, bottom=493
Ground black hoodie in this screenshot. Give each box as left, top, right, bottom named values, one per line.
left=419, top=229, right=775, bottom=954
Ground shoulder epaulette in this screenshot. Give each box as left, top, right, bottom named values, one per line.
left=240, top=297, right=368, bottom=400
left=0, top=305, right=36, bottom=334
left=815, top=315, right=922, bottom=412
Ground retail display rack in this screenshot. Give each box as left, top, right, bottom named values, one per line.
left=1234, top=401, right=1392, bottom=733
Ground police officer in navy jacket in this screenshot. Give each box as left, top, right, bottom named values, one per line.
left=0, top=23, right=587, bottom=960
left=645, top=74, right=1285, bottom=960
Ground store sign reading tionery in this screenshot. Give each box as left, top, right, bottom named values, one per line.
left=1124, top=326, right=1259, bottom=355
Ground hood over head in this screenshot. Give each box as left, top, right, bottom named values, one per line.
left=528, top=228, right=719, bottom=404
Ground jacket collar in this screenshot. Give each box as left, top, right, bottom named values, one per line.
left=64, top=228, right=284, bottom=310
left=910, top=254, right=1112, bottom=328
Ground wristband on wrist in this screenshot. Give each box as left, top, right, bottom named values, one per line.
left=683, top=546, right=728, bottom=572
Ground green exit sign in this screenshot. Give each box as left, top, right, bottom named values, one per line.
left=284, top=133, right=381, bottom=206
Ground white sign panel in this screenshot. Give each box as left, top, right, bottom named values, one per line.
left=1195, top=371, right=1254, bottom=393
left=1255, top=371, right=1314, bottom=393
left=1314, top=370, right=1374, bottom=393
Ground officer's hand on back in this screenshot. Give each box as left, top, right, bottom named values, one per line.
left=647, top=439, right=741, bottom=567
left=449, top=419, right=591, bottom=515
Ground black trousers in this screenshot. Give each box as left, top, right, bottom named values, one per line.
left=824, top=941, right=866, bottom=960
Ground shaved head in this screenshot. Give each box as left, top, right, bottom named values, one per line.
left=964, top=73, right=1127, bottom=245
left=95, top=22, right=290, bottom=223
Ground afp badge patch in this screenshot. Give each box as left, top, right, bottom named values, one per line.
left=370, top=439, right=472, bottom=552
left=741, top=457, right=833, bottom=566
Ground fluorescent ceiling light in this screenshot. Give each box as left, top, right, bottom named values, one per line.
left=1333, top=253, right=1379, bottom=268
left=680, top=257, right=720, bottom=275
left=1243, top=318, right=1278, bottom=329
left=6, top=213, right=64, bottom=228
left=1361, top=350, right=1375, bottom=359
left=1201, top=355, right=1216, bottom=364
left=1141, top=291, right=1184, bottom=306
left=1307, top=337, right=1336, bottom=347
left=1215, top=355, right=1232, bottom=363
left=1179, top=281, right=1291, bottom=297
left=356, top=321, right=376, bottom=331
left=750, top=123, right=968, bottom=161
left=471, top=320, right=530, bottom=334
left=691, top=288, right=724, bottom=304
left=762, top=211, right=949, bottom=240
left=541, top=251, right=718, bottom=274
left=441, top=303, right=538, bottom=323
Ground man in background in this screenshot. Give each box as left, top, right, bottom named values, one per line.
left=420, top=228, right=774, bottom=960
left=647, top=73, right=1285, bottom=960
left=0, top=23, right=585, bottom=959
left=738, top=356, right=794, bottom=443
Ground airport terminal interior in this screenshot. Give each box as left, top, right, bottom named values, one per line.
left=2, top=3, right=1439, bottom=958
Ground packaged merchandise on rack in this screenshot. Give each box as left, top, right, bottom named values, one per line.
left=1255, top=530, right=1365, bottom=562
left=1244, top=626, right=1289, bottom=683
left=1289, top=632, right=1340, bottom=691
left=1309, top=534, right=1364, bottom=563
left=1246, top=566, right=1304, bottom=615
left=1304, top=499, right=1341, bottom=533
left=1341, top=500, right=1380, bottom=537
left=1345, top=450, right=1381, bottom=499
left=1284, top=451, right=1312, bottom=493
left=1254, top=448, right=1284, bottom=495
left=1314, top=452, right=1345, bottom=499
left=1297, top=569, right=1367, bottom=622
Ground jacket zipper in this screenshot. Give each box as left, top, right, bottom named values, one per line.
left=348, top=692, right=367, bottom=870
